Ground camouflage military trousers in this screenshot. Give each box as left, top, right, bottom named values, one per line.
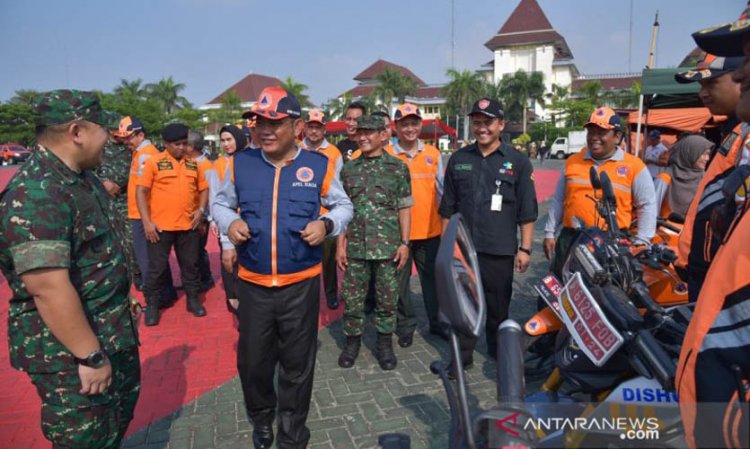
left=342, top=258, right=399, bottom=336
left=110, top=196, right=139, bottom=280
left=28, top=346, right=141, bottom=449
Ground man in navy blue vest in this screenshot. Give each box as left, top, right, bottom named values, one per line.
left=212, top=86, right=352, bottom=449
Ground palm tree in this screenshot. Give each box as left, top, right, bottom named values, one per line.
left=442, top=69, right=485, bottom=140
left=280, top=76, right=311, bottom=107
left=324, top=93, right=352, bottom=121
left=576, top=80, right=604, bottom=107
left=9, top=89, right=41, bottom=107
left=113, top=79, right=146, bottom=98
left=145, top=76, right=191, bottom=115
left=374, top=68, right=418, bottom=107
left=497, top=70, right=546, bottom=134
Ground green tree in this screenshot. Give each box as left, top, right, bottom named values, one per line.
left=280, top=76, right=311, bottom=108
left=171, top=107, right=205, bottom=130
left=374, top=68, right=418, bottom=107
left=0, top=103, right=35, bottom=146
left=100, top=92, right=166, bottom=138
left=113, top=79, right=146, bottom=98
left=9, top=89, right=41, bottom=107
left=145, top=76, right=191, bottom=115
left=576, top=80, right=604, bottom=106
left=497, top=70, right=545, bottom=134
left=324, top=93, right=351, bottom=121
left=210, top=90, right=243, bottom=125
left=442, top=69, right=485, bottom=140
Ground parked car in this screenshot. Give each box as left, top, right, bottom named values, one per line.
left=1, top=143, right=32, bottom=165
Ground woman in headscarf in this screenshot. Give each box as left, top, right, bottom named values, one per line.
left=208, top=125, right=247, bottom=314
left=654, top=134, right=713, bottom=219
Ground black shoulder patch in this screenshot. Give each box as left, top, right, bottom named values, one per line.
left=717, top=131, right=738, bottom=157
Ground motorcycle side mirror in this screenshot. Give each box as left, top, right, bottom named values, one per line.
left=435, top=214, right=486, bottom=338
left=589, top=166, right=601, bottom=190
left=599, top=171, right=617, bottom=205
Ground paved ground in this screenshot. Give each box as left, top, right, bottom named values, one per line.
left=0, top=159, right=564, bottom=449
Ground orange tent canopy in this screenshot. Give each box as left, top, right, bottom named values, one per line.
left=627, top=108, right=725, bottom=133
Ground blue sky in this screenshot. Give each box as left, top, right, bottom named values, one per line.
left=0, top=0, right=743, bottom=107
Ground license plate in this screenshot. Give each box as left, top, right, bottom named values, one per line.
left=533, top=274, right=564, bottom=320
left=558, top=273, right=624, bottom=366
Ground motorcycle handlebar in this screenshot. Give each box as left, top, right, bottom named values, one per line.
left=633, top=329, right=676, bottom=390
left=496, top=320, right=525, bottom=403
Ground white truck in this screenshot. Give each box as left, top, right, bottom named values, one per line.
left=549, top=130, right=587, bottom=159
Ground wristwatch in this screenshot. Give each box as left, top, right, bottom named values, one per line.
left=401, top=239, right=410, bottom=247
left=320, top=217, right=334, bottom=235
left=74, top=349, right=108, bottom=368
left=518, top=246, right=532, bottom=256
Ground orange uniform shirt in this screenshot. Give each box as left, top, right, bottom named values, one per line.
left=136, top=152, right=208, bottom=231
left=302, top=139, right=342, bottom=214
left=127, top=142, right=160, bottom=219
left=386, top=141, right=443, bottom=240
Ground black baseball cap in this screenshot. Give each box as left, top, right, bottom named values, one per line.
left=691, top=5, right=750, bottom=57
left=675, top=53, right=743, bottom=83
left=469, top=98, right=504, bottom=119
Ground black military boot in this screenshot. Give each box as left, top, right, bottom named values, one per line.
left=186, top=296, right=207, bottom=317
left=338, top=335, right=362, bottom=368
left=144, top=298, right=160, bottom=326
left=375, top=333, right=397, bottom=371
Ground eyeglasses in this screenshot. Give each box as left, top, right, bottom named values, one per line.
left=255, top=118, right=293, bottom=131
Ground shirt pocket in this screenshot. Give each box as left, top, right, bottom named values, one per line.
left=238, top=190, right=263, bottom=260
left=287, top=188, right=319, bottom=262
left=495, top=173, right=517, bottom=204
left=372, top=181, right=397, bottom=209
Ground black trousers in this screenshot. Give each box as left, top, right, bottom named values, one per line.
left=144, top=230, right=201, bottom=306
left=236, top=276, right=320, bottom=449
left=396, top=236, right=441, bottom=335
left=198, top=226, right=213, bottom=285
left=218, top=237, right=238, bottom=300
left=321, top=237, right=338, bottom=300
left=459, top=253, right=515, bottom=363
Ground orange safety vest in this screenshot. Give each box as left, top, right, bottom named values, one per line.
left=655, top=172, right=672, bottom=218
left=677, top=203, right=750, bottom=449
left=386, top=142, right=442, bottom=240
left=562, top=148, right=647, bottom=230
left=302, top=140, right=342, bottom=215
left=127, top=143, right=160, bottom=219
left=677, top=122, right=746, bottom=268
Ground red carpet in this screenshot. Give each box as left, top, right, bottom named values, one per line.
left=0, top=166, right=559, bottom=448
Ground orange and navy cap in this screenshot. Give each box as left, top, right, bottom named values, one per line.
left=585, top=107, right=622, bottom=132
left=306, top=108, right=327, bottom=124
left=114, top=116, right=144, bottom=137
left=393, top=103, right=422, bottom=121
left=242, top=86, right=301, bottom=120
left=691, top=3, right=750, bottom=57
left=675, top=52, right=743, bottom=83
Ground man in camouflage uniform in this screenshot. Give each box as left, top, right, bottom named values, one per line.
left=336, top=115, right=413, bottom=371
left=0, top=90, right=140, bottom=449
left=94, top=126, right=140, bottom=285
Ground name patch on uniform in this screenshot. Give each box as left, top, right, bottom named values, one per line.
left=157, top=160, right=174, bottom=171
left=296, top=167, right=314, bottom=183
left=455, top=163, right=473, bottom=171
left=185, top=159, right=198, bottom=171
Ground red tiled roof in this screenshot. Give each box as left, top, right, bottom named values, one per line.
left=498, top=0, right=553, bottom=34
left=346, top=85, right=445, bottom=99
left=572, top=76, right=641, bottom=91
left=353, top=59, right=426, bottom=85
left=207, top=73, right=283, bottom=105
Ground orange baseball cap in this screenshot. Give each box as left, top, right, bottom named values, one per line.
left=114, top=116, right=143, bottom=138
left=242, top=86, right=301, bottom=120
left=393, top=103, right=421, bottom=121
left=585, top=107, right=622, bottom=131
left=306, top=108, right=326, bottom=124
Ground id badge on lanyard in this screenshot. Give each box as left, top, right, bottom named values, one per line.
left=491, top=179, right=503, bottom=212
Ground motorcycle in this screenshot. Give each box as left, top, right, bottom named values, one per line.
left=431, top=170, right=689, bottom=448
left=524, top=168, right=688, bottom=380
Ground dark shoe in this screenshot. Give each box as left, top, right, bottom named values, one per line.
left=186, top=297, right=207, bottom=317
left=429, top=325, right=451, bottom=341
left=375, top=333, right=397, bottom=371
left=446, top=358, right=474, bottom=381
left=159, top=287, right=178, bottom=309
left=397, top=332, right=414, bottom=348
left=338, top=335, right=362, bottom=368
left=252, top=424, right=274, bottom=449
left=326, top=295, right=339, bottom=310
left=144, top=306, right=159, bottom=326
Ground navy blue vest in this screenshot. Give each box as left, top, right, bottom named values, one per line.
left=233, top=148, right=329, bottom=276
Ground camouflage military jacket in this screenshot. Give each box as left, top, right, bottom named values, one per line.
left=0, top=146, right=137, bottom=373
left=341, top=152, right=413, bottom=260
left=94, top=140, right=130, bottom=190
